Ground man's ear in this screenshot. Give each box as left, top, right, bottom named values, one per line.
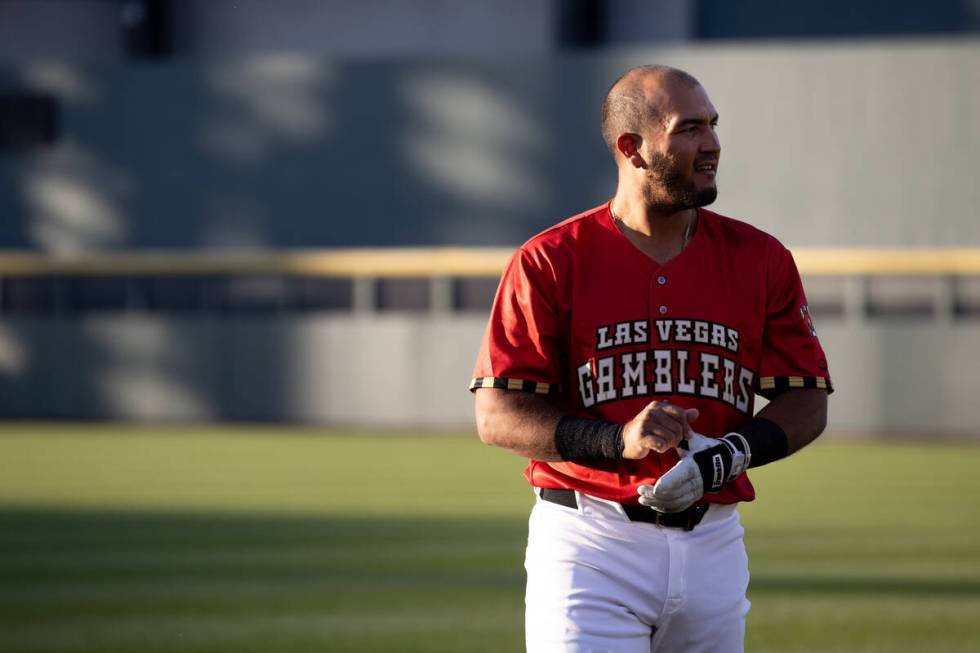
left=616, top=134, right=643, bottom=167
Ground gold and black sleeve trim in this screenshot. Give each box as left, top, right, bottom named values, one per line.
left=756, top=375, right=834, bottom=399
left=469, top=377, right=561, bottom=394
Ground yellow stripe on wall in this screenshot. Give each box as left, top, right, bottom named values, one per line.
left=0, top=248, right=977, bottom=278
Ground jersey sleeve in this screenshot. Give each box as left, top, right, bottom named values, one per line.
left=469, top=246, right=563, bottom=395
left=755, top=241, right=833, bottom=399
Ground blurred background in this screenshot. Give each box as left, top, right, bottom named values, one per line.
left=0, top=0, right=978, bottom=434
left=0, top=1, right=978, bottom=652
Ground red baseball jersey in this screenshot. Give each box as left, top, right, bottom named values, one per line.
left=470, top=202, right=832, bottom=505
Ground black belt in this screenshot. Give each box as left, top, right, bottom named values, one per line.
left=539, top=488, right=710, bottom=531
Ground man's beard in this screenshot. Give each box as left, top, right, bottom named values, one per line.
left=647, top=152, right=717, bottom=212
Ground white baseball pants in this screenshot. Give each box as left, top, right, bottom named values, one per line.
left=524, top=491, right=751, bottom=652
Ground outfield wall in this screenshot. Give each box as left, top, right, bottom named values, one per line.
left=1, top=308, right=979, bottom=435
left=1, top=249, right=978, bottom=434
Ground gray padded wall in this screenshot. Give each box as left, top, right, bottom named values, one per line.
left=0, top=315, right=978, bottom=435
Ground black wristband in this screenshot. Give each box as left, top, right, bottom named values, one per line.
left=554, top=416, right=624, bottom=462
left=732, top=417, right=789, bottom=468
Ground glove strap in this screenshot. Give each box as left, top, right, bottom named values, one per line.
left=719, top=434, right=750, bottom=480
left=554, top=416, right=624, bottom=462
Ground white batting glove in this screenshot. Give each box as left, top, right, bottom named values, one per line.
left=637, top=432, right=750, bottom=514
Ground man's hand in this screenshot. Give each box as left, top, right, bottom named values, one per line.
left=636, top=432, right=749, bottom=512
left=621, top=401, right=699, bottom=459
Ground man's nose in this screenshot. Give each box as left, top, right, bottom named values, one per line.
left=701, top=128, right=721, bottom=153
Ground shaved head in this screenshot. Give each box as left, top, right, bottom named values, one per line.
left=600, top=65, right=701, bottom=155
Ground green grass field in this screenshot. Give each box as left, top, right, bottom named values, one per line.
left=1, top=424, right=978, bottom=653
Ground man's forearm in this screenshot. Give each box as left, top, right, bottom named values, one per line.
left=475, top=389, right=697, bottom=462
left=474, top=388, right=565, bottom=461
left=754, top=388, right=828, bottom=456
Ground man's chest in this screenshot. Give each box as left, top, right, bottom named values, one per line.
left=558, top=256, right=768, bottom=418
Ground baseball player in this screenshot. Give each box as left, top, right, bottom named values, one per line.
left=470, top=65, right=831, bottom=652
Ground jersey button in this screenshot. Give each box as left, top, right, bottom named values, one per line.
left=659, top=305, right=668, bottom=315
left=657, top=275, right=667, bottom=285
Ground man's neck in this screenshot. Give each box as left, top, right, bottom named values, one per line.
left=609, top=193, right=697, bottom=233
left=609, top=193, right=697, bottom=263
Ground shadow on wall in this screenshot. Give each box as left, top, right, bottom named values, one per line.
left=0, top=58, right=615, bottom=421
left=2, top=58, right=606, bottom=251
left=191, top=58, right=571, bottom=248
